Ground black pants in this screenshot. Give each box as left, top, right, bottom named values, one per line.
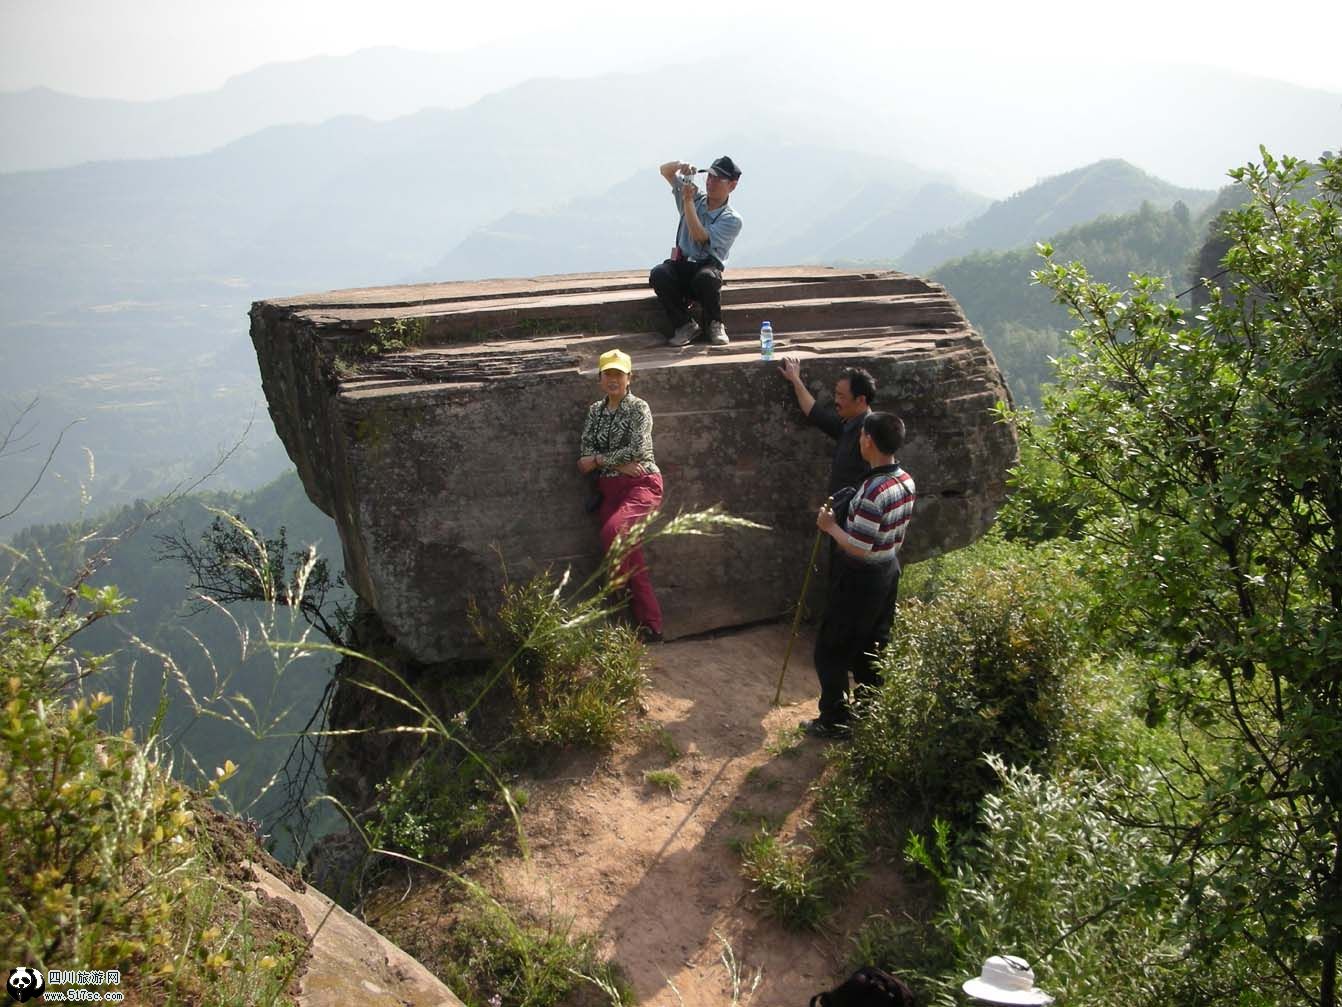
left=813, top=553, right=902, bottom=726
left=649, top=258, right=724, bottom=327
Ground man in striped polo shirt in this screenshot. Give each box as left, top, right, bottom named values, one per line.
left=805, top=411, right=916, bottom=739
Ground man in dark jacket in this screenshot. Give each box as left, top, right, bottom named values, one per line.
left=777, top=358, right=876, bottom=496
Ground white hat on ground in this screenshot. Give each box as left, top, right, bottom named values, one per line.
left=961, top=955, right=1054, bottom=1005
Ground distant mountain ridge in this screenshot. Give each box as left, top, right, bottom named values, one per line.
left=421, top=158, right=1221, bottom=284
left=423, top=143, right=977, bottom=280
left=0, top=46, right=643, bottom=173
left=5, top=46, right=1339, bottom=199
left=900, top=159, right=1215, bottom=272
left=756, top=181, right=998, bottom=265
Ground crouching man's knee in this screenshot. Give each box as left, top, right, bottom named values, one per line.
left=650, top=262, right=674, bottom=288
left=690, top=267, right=722, bottom=297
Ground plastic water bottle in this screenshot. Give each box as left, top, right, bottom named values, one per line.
left=759, top=321, right=775, bottom=361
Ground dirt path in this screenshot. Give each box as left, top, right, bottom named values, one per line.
left=487, top=622, right=911, bottom=1007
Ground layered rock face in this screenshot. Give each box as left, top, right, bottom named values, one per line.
left=250, top=267, right=1016, bottom=663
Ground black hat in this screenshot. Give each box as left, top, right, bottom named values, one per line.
left=709, top=155, right=742, bottom=181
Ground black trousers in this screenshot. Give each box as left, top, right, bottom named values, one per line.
left=813, top=553, right=902, bottom=726
left=649, top=258, right=724, bottom=327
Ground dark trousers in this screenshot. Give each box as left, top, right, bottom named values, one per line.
left=649, top=258, right=724, bottom=327
left=813, top=554, right=902, bottom=726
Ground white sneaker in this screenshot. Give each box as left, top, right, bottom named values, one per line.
left=669, top=320, right=701, bottom=347
left=707, top=321, right=729, bottom=346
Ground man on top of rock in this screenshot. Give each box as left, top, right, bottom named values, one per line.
left=649, top=155, right=743, bottom=348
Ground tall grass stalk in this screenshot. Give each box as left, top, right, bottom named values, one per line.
left=716, top=930, right=763, bottom=1005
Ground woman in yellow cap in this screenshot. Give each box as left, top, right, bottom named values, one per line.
left=577, top=348, right=664, bottom=641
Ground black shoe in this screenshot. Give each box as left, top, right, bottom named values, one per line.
left=636, top=625, right=664, bottom=644
left=803, top=718, right=849, bottom=740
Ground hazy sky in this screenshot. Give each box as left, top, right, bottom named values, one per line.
left=4, top=0, right=1342, bottom=100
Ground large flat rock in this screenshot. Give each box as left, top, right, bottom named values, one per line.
left=247, top=863, right=464, bottom=1006
left=251, top=267, right=1017, bottom=663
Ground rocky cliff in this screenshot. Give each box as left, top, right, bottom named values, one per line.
left=250, top=267, right=1016, bottom=663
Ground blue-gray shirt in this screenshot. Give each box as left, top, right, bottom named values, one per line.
left=671, top=176, right=743, bottom=266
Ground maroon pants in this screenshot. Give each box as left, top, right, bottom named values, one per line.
left=596, top=473, right=664, bottom=633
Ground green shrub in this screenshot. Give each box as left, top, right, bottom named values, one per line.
left=366, top=748, right=502, bottom=860
left=892, top=756, right=1285, bottom=1007
left=473, top=573, right=647, bottom=750
left=435, top=887, right=630, bottom=1007
left=737, top=828, right=825, bottom=930
left=1, top=585, right=193, bottom=971
left=1049, top=651, right=1206, bottom=777
left=0, top=578, right=302, bottom=1005
left=846, top=910, right=955, bottom=988
left=808, top=776, right=869, bottom=892
left=1, top=584, right=127, bottom=700
left=844, top=538, right=1090, bottom=827
left=510, top=633, right=644, bottom=749
left=158, top=873, right=306, bottom=1007
left=1, top=686, right=196, bottom=973
left=734, top=774, right=870, bottom=931
left=360, top=569, right=649, bottom=867
left=732, top=747, right=873, bottom=930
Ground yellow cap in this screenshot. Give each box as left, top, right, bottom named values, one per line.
left=598, top=349, right=632, bottom=374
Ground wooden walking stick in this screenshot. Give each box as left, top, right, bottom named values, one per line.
left=773, top=501, right=831, bottom=706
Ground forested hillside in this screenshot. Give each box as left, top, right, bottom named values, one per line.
left=932, top=198, right=1207, bottom=409
left=902, top=158, right=1213, bottom=272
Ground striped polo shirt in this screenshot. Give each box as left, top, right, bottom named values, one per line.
left=845, top=462, right=916, bottom=560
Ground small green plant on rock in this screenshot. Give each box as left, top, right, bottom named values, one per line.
left=365, top=317, right=428, bottom=354
left=331, top=317, right=430, bottom=378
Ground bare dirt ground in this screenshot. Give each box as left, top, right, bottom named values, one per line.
left=478, top=622, right=913, bottom=1007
